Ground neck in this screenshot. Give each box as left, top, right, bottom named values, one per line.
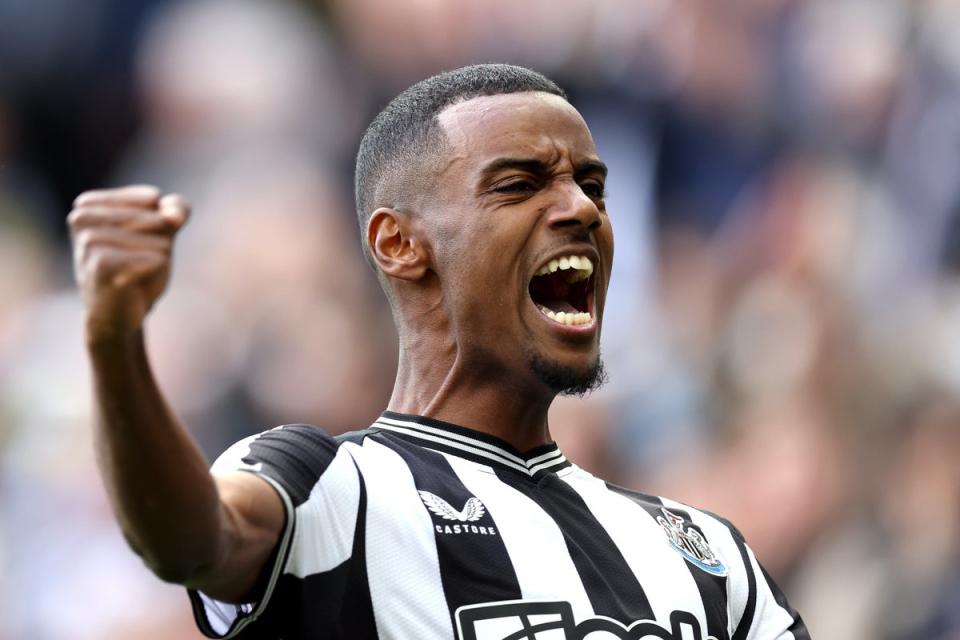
left=386, top=337, right=556, bottom=453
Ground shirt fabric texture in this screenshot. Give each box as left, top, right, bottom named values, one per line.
left=187, top=411, right=809, bottom=640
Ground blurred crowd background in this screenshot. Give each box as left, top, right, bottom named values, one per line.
left=1, top=0, right=959, bottom=638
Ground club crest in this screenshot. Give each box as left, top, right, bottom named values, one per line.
left=657, top=508, right=727, bottom=577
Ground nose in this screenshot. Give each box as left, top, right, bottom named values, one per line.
left=547, top=180, right=602, bottom=232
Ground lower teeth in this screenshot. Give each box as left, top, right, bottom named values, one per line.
left=538, top=306, right=592, bottom=325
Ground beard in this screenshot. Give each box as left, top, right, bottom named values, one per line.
left=528, top=351, right=608, bottom=398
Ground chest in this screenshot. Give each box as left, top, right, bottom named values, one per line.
left=355, top=463, right=731, bottom=639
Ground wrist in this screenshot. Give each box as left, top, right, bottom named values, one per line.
left=85, top=321, right=145, bottom=354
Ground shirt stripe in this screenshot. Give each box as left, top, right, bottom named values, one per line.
left=188, top=415, right=806, bottom=640
left=379, top=437, right=524, bottom=630
left=283, top=447, right=360, bottom=578
left=493, top=468, right=655, bottom=623
left=658, top=497, right=730, bottom=639
left=343, top=438, right=453, bottom=639
left=743, top=545, right=799, bottom=640
left=564, top=472, right=707, bottom=627
left=442, top=454, right=595, bottom=623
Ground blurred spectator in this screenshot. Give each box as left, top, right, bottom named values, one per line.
left=2, top=1, right=960, bottom=638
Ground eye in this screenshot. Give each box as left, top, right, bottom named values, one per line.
left=494, top=179, right=537, bottom=194
left=579, top=180, right=606, bottom=199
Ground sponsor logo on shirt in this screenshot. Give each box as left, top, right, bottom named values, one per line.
left=455, top=600, right=718, bottom=640
left=419, top=490, right=498, bottom=537
left=657, top=508, right=727, bottom=577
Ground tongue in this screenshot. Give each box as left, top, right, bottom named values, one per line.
left=540, top=299, right=579, bottom=314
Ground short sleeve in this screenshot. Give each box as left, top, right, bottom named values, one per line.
left=187, top=424, right=352, bottom=639
left=723, top=523, right=809, bottom=640
left=658, top=498, right=809, bottom=640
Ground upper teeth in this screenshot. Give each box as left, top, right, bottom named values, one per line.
left=535, top=255, right=594, bottom=282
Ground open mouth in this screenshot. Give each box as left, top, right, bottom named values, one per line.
left=528, top=254, right=595, bottom=326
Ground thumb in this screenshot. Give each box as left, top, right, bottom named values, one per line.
left=158, top=193, right=191, bottom=228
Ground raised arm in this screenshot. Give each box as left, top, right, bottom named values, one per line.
left=69, top=186, right=284, bottom=603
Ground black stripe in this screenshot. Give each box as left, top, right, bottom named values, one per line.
left=340, top=460, right=378, bottom=638
left=531, top=459, right=572, bottom=477
left=760, top=565, right=810, bottom=640
left=378, top=434, right=524, bottom=631
left=247, top=461, right=376, bottom=640
left=728, top=529, right=756, bottom=640
left=334, top=428, right=379, bottom=446
left=243, top=424, right=341, bottom=507
left=606, top=485, right=729, bottom=640
left=494, top=470, right=655, bottom=622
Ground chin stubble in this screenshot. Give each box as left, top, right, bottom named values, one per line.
left=528, top=351, right=608, bottom=398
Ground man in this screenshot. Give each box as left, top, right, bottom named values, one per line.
left=70, top=64, right=808, bottom=639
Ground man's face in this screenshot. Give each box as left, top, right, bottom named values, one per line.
left=422, top=91, right=613, bottom=394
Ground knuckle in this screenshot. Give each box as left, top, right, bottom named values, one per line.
left=73, top=190, right=105, bottom=207
left=88, top=252, right=109, bottom=277
left=75, top=230, right=114, bottom=264
left=67, top=206, right=94, bottom=229
left=74, top=229, right=95, bottom=257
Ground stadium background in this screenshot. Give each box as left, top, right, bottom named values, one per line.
left=1, top=0, right=959, bottom=638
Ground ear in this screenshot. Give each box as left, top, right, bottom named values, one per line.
left=367, top=207, right=430, bottom=281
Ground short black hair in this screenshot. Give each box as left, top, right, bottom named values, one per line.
left=354, top=64, right=567, bottom=260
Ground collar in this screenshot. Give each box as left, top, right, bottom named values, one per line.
left=372, top=411, right=572, bottom=478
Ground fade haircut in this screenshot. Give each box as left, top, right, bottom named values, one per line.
left=354, top=64, right=567, bottom=263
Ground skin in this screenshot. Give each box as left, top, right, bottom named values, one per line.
left=70, top=91, right=612, bottom=604
left=369, top=92, right=613, bottom=450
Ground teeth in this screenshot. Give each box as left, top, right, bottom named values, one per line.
left=534, top=255, right=594, bottom=279
left=537, top=306, right=593, bottom=325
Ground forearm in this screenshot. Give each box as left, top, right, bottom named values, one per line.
left=88, top=328, right=225, bottom=583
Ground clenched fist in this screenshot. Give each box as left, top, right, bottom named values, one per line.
left=69, top=185, right=190, bottom=344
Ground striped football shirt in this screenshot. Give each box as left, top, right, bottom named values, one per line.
left=188, top=411, right=809, bottom=640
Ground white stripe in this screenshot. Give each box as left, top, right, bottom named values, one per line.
left=527, top=456, right=568, bottom=475
left=376, top=418, right=568, bottom=476
left=344, top=439, right=453, bottom=639
left=743, top=545, right=796, bottom=640
left=660, top=497, right=752, bottom=638
left=284, top=447, right=360, bottom=578
left=374, top=422, right=531, bottom=475
left=442, top=454, right=595, bottom=623
left=526, top=448, right=563, bottom=466
left=564, top=473, right=708, bottom=627
left=376, top=417, right=527, bottom=466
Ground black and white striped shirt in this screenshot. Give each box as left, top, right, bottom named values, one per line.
left=188, top=411, right=808, bottom=640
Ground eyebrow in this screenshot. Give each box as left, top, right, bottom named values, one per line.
left=479, top=157, right=608, bottom=180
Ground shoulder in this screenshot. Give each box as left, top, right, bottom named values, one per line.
left=581, top=477, right=748, bottom=573
left=602, top=479, right=746, bottom=539
left=211, top=424, right=381, bottom=506
left=214, top=424, right=379, bottom=465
